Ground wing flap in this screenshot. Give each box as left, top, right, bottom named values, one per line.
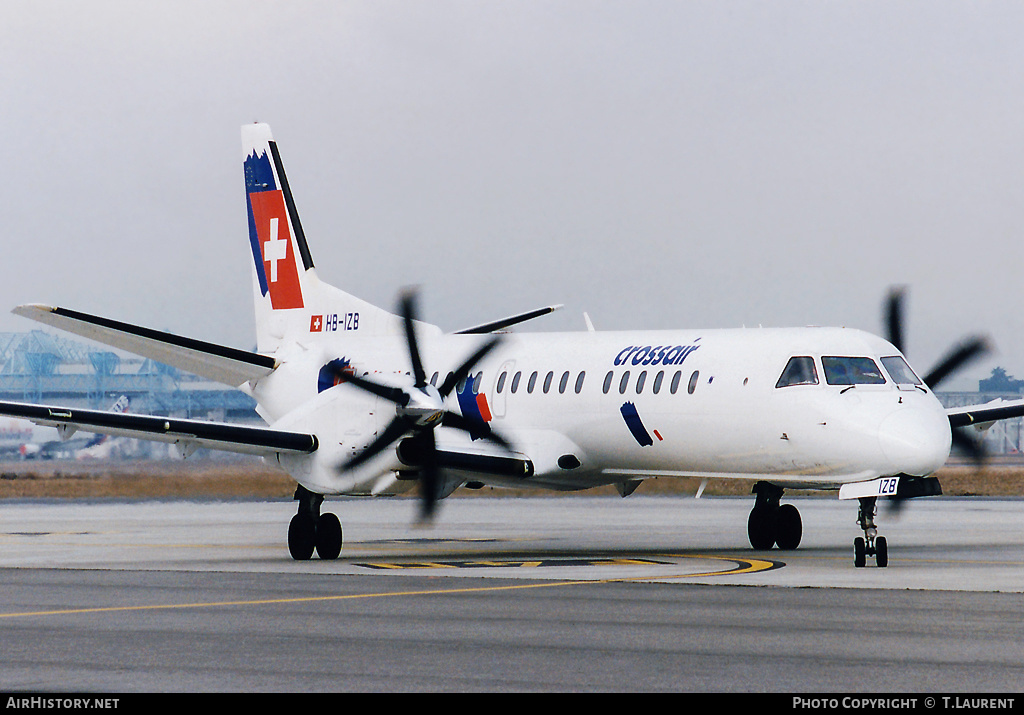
left=13, top=304, right=277, bottom=387
left=0, top=400, right=317, bottom=457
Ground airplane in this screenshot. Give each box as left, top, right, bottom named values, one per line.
left=0, top=396, right=130, bottom=460
left=17, top=395, right=131, bottom=460
left=1, top=122, right=1023, bottom=567
left=0, top=416, right=36, bottom=458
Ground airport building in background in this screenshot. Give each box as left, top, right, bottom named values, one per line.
left=0, top=329, right=1022, bottom=459
left=0, top=330, right=259, bottom=459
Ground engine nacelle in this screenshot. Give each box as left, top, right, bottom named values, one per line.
left=269, top=386, right=402, bottom=495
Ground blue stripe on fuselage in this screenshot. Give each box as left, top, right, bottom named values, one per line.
left=620, top=402, right=654, bottom=447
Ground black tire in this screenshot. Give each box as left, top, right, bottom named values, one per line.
left=747, top=507, right=777, bottom=550
left=288, top=513, right=316, bottom=561
left=875, top=536, right=888, bottom=568
left=854, top=537, right=866, bottom=568
left=315, top=512, right=343, bottom=560
left=775, top=504, right=802, bottom=550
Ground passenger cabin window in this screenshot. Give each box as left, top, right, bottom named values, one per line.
left=776, top=356, right=819, bottom=388
left=881, top=356, right=923, bottom=386
left=687, top=370, right=699, bottom=394
left=558, top=371, right=570, bottom=394
left=822, top=356, right=886, bottom=386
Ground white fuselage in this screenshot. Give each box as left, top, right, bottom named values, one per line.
left=251, top=324, right=952, bottom=497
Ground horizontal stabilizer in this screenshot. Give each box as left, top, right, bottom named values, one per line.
left=13, top=305, right=277, bottom=387
left=453, top=305, right=563, bottom=334
left=0, top=400, right=317, bottom=457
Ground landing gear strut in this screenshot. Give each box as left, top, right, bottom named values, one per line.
left=288, top=485, right=343, bottom=560
left=747, top=481, right=802, bottom=550
left=854, top=496, right=887, bottom=568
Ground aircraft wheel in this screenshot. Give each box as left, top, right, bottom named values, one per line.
left=288, top=513, right=316, bottom=561
left=854, top=537, right=866, bottom=568
left=875, top=536, right=888, bottom=568
left=315, top=512, right=343, bottom=560
left=775, top=504, right=802, bottom=550
left=747, top=507, right=777, bottom=550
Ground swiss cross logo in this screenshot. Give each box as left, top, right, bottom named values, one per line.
left=310, top=315, right=323, bottom=332
left=248, top=190, right=304, bottom=309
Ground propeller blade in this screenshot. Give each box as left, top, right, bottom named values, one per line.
left=337, top=416, right=413, bottom=472
left=441, top=411, right=514, bottom=450
left=885, top=287, right=905, bottom=354
left=437, top=337, right=502, bottom=398
left=335, top=369, right=411, bottom=406
left=416, top=430, right=440, bottom=522
left=400, top=290, right=428, bottom=388
left=922, top=337, right=990, bottom=390
left=951, top=426, right=987, bottom=465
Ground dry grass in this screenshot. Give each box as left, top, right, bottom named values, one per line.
left=0, top=459, right=1021, bottom=500
left=0, top=460, right=296, bottom=500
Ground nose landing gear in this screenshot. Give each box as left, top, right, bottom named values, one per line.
left=854, top=496, right=887, bottom=568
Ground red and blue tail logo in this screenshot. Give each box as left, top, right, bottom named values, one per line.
left=245, top=147, right=304, bottom=310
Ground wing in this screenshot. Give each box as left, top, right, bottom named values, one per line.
left=946, top=398, right=1024, bottom=428
left=13, top=304, right=276, bottom=387
left=0, top=400, right=317, bottom=458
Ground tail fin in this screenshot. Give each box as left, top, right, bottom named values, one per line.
left=241, top=123, right=408, bottom=352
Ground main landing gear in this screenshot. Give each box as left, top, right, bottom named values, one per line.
left=854, top=496, right=887, bottom=568
left=288, top=485, right=343, bottom=560
left=747, top=481, right=802, bottom=551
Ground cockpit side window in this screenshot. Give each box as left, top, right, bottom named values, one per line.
left=880, top=356, right=923, bottom=386
left=822, top=356, right=886, bottom=386
left=776, top=356, right=819, bottom=388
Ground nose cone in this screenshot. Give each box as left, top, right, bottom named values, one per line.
left=878, top=407, right=952, bottom=476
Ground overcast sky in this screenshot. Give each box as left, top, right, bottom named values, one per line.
left=3, top=1, right=1023, bottom=390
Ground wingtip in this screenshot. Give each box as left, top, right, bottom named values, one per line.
left=12, top=303, right=55, bottom=318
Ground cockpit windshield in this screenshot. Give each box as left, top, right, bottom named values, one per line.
left=822, top=356, right=886, bottom=386
left=776, top=356, right=819, bottom=388
left=880, top=356, right=923, bottom=386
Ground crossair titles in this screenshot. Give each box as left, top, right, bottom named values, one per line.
left=613, top=340, right=701, bottom=367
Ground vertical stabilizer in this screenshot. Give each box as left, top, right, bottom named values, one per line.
left=242, top=123, right=411, bottom=352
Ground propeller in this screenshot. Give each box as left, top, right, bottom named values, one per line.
left=886, top=287, right=991, bottom=393
left=884, top=287, right=991, bottom=511
left=333, top=289, right=508, bottom=521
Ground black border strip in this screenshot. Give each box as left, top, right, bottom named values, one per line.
left=454, top=306, right=559, bottom=334
left=268, top=140, right=315, bottom=272
left=0, top=400, right=318, bottom=453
